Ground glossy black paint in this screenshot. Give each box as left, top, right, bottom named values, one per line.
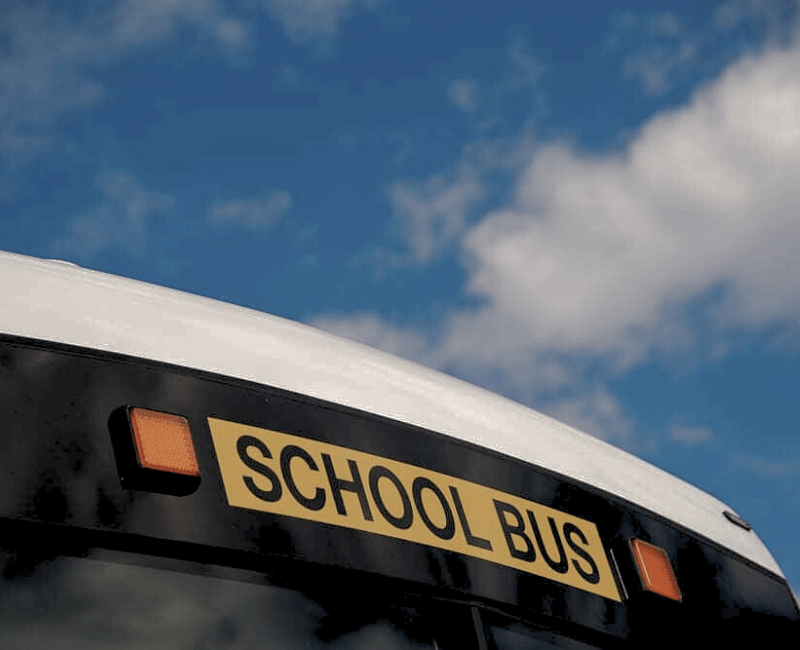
left=0, top=335, right=797, bottom=647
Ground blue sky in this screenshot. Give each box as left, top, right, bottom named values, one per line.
left=2, top=0, right=800, bottom=600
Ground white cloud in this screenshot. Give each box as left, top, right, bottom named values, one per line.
left=53, top=171, right=174, bottom=258
left=261, top=0, right=378, bottom=47
left=448, top=78, right=480, bottom=113
left=207, top=191, right=292, bottom=229
left=443, top=39, right=800, bottom=373
left=669, top=425, right=713, bottom=447
left=314, top=32, right=800, bottom=435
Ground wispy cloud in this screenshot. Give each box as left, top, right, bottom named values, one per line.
left=542, top=388, right=634, bottom=445
left=731, top=452, right=798, bottom=478
left=0, top=1, right=251, bottom=171
left=669, top=425, right=714, bottom=447
left=448, top=78, right=480, bottom=113
left=507, top=34, right=547, bottom=89
left=0, top=0, right=385, bottom=194
left=466, top=35, right=547, bottom=133
left=53, top=171, right=174, bottom=258
left=388, top=166, right=484, bottom=265
left=310, top=313, right=430, bottom=363
left=713, top=0, right=799, bottom=36
left=607, top=11, right=699, bottom=96
left=622, top=41, right=698, bottom=96
left=260, top=0, right=379, bottom=48
left=0, top=0, right=379, bottom=181
left=207, top=191, right=292, bottom=229
left=607, top=3, right=798, bottom=96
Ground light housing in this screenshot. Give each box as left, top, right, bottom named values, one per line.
left=109, top=406, right=201, bottom=496
left=630, top=539, right=682, bottom=602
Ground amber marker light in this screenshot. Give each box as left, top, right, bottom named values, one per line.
left=630, top=539, right=682, bottom=602
left=108, top=406, right=201, bottom=496
left=130, top=408, right=199, bottom=476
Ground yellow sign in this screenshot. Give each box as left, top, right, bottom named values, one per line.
left=208, top=417, right=622, bottom=601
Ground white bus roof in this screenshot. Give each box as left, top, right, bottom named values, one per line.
left=0, top=250, right=783, bottom=577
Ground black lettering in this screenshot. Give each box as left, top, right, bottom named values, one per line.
left=528, top=510, right=568, bottom=574
left=494, top=500, right=535, bottom=561
left=236, top=435, right=282, bottom=502
left=369, top=466, right=413, bottom=529
left=450, top=486, right=492, bottom=550
left=280, top=445, right=326, bottom=511
left=321, top=453, right=373, bottom=521
left=563, top=523, right=601, bottom=584
left=412, top=477, right=456, bottom=540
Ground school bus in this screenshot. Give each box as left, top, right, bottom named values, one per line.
left=0, top=250, right=797, bottom=648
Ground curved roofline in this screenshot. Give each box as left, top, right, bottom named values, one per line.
left=0, top=250, right=783, bottom=577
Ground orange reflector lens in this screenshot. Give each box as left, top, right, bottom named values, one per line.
left=631, top=539, right=682, bottom=602
left=129, top=408, right=199, bottom=476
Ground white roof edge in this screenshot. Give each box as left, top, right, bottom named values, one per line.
left=0, top=250, right=785, bottom=578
